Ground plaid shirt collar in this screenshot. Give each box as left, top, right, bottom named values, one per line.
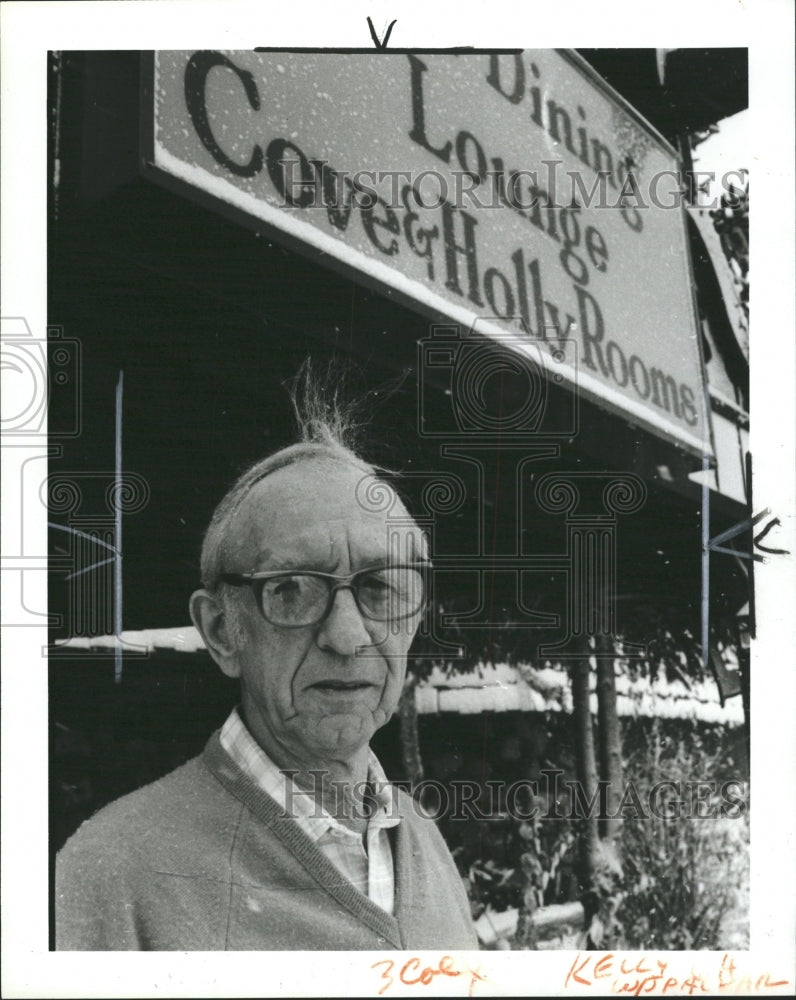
left=219, top=706, right=401, bottom=842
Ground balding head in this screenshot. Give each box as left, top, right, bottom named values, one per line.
left=201, top=442, right=380, bottom=590
left=221, top=453, right=426, bottom=580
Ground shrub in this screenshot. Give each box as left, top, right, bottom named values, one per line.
left=607, top=718, right=750, bottom=950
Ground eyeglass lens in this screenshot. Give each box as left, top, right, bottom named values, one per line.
left=260, top=567, right=424, bottom=625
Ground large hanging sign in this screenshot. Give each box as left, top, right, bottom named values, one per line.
left=147, top=49, right=710, bottom=454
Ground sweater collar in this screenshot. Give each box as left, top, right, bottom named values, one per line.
left=202, top=729, right=406, bottom=948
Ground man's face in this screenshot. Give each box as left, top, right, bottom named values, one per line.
left=218, top=458, right=425, bottom=764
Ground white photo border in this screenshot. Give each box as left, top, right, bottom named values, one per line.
left=1, top=1, right=793, bottom=996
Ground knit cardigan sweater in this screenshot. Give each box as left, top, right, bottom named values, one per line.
left=56, top=732, right=479, bottom=951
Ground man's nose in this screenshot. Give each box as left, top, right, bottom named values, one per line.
left=315, top=586, right=376, bottom=654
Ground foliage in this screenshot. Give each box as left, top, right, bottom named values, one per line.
left=432, top=713, right=748, bottom=951
left=409, top=595, right=741, bottom=689
left=709, top=171, right=749, bottom=322
left=598, top=718, right=749, bottom=950
left=427, top=711, right=582, bottom=923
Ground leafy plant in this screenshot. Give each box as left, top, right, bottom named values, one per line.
left=607, top=719, right=749, bottom=950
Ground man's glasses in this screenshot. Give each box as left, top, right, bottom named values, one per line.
left=218, top=563, right=428, bottom=628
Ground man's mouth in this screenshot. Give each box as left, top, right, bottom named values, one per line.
left=311, top=680, right=374, bottom=692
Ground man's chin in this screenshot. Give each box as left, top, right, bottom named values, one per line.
left=299, top=707, right=390, bottom=755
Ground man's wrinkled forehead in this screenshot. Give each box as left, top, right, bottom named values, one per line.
left=222, top=457, right=426, bottom=570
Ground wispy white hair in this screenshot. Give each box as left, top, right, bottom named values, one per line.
left=200, top=359, right=384, bottom=590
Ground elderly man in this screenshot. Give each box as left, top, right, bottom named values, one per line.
left=55, top=420, right=478, bottom=951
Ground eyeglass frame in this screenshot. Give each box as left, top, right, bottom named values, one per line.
left=217, top=561, right=431, bottom=628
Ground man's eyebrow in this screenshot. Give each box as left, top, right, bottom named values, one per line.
left=254, top=558, right=311, bottom=573
left=361, top=558, right=432, bottom=572
left=249, top=557, right=431, bottom=574
left=251, top=553, right=308, bottom=572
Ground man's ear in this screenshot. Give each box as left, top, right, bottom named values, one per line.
left=189, top=589, right=242, bottom=679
